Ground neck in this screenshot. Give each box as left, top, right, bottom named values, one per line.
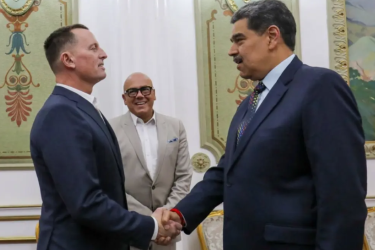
left=139, top=111, right=154, bottom=123
left=269, top=49, right=293, bottom=71
left=56, top=73, right=94, bottom=94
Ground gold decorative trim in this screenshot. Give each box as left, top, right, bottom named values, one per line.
left=0, top=215, right=39, bottom=244
left=191, top=153, right=211, bottom=173
left=0, top=215, right=40, bottom=221
left=0, top=164, right=34, bottom=171
left=226, top=0, right=238, bottom=12
left=0, top=236, right=36, bottom=244
left=363, top=207, right=375, bottom=250
left=197, top=210, right=224, bottom=250
left=364, top=143, right=375, bottom=159
left=327, top=0, right=349, bottom=83
left=0, top=204, right=41, bottom=209
left=0, top=0, right=36, bottom=16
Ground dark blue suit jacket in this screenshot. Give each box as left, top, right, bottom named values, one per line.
left=30, top=86, right=154, bottom=250
left=176, top=56, right=367, bottom=249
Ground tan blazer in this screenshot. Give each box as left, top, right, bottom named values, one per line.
left=109, top=112, right=192, bottom=250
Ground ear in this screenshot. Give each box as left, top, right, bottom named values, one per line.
left=60, top=52, right=75, bottom=69
left=267, top=25, right=280, bottom=49
left=122, top=94, right=128, bottom=105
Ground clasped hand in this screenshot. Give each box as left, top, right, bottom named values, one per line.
left=152, top=208, right=182, bottom=245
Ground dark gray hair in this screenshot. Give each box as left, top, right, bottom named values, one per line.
left=44, top=24, right=89, bottom=73
left=231, top=0, right=296, bottom=51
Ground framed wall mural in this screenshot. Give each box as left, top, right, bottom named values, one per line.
left=0, top=0, right=78, bottom=170
left=327, top=0, right=375, bottom=158
left=195, top=0, right=301, bottom=162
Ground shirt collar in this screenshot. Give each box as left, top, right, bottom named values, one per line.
left=56, top=83, right=97, bottom=106
left=130, top=111, right=156, bottom=126
left=261, top=54, right=295, bottom=91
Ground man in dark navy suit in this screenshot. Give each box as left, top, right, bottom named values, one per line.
left=30, top=24, right=181, bottom=250
left=161, top=0, right=367, bottom=249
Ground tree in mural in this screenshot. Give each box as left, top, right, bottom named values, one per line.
left=349, top=67, right=375, bottom=140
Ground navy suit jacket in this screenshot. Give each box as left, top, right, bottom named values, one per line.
left=176, top=56, right=367, bottom=250
left=30, top=86, right=154, bottom=250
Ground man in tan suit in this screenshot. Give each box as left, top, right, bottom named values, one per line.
left=109, top=72, right=193, bottom=250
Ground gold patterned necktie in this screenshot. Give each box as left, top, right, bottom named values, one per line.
left=236, top=81, right=266, bottom=144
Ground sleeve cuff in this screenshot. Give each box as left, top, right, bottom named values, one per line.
left=151, top=216, right=158, bottom=240
left=170, top=208, right=187, bottom=227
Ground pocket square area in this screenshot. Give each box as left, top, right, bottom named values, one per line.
left=168, top=137, right=178, bottom=143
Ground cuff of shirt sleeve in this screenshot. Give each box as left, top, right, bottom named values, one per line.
left=151, top=217, right=158, bottom=240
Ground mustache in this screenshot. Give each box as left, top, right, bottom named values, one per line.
left=233, top=55, right=242, bottom=64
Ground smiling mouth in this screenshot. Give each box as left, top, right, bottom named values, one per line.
left=135, top=102, right=146, bottom=105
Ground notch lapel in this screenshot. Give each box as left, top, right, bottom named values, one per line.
left=122, top=112, right=152, bottom=180
left=103, top=115, right=125, bottom=181
left=227, top=56, right=303, bottom=174
left=53, top=86, right=126, bottom=182
left=153, top=113, right=167, bottom=182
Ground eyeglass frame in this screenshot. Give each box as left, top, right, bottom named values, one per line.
left=124, top=86, right=154, bottom=98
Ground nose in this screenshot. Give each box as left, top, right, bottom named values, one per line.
left=228, top=43, right=238, bottom=57
left=135, top=90, right=145, bottom=99
left=99, top=48, right=108, bottom=59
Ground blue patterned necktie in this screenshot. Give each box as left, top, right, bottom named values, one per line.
left=237, top=81, right=266, bottom=144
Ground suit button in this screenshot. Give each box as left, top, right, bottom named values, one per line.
left=227, top=183, right=232, bottom=187
left=152, top=185, right=155, bottom=190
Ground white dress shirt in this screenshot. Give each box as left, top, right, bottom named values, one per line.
left=56, top=84, right=104, bottom=121
left=256, top=54, right=295, bottom=110
left=130, top=112, right=158, bottom=180
left=55, top=84, right=159, bottom=240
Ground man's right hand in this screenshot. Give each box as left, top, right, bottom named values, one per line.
left=152, top=208, right=181, bottom=245
left=161, top=209, right=181, bottom=229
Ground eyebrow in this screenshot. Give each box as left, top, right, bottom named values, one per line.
left=230, top=33, right=246, bottom=43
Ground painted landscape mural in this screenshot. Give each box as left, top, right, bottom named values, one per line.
left=346, top=0, right=375, bottom=141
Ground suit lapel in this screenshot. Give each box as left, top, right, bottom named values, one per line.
left=52, top=87, right=125, bottom=182
left=228, top=56, right=303, bottom=173
left=224, top=99, right=249, bottom=170
left=103, top=115, right=125, bottom=181
left=76, top=102, right=125, bottom=182
left=122, top=112, right=152, bottom=180
left=153, top=113, right=167, bottom=182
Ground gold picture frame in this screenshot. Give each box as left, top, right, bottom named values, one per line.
left=327, top=0, right=375, bottom=158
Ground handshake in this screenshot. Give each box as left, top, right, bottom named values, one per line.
left=151, top=208, right=182, bottom=245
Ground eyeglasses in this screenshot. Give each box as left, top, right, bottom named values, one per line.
left=124, top=86, right=154, bottom=98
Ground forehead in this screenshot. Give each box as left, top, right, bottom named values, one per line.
left=125, top=77, right=153, bottom=89
left=72, top=28, right=97, bottom=45
left=231, top=18, right=250, bottom=34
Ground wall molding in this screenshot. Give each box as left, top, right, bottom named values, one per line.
left=0, top=204, right=41, bottom=209
left=0, top=215, right=39, bottom=244
left=0, top=236, right=36, bottom=244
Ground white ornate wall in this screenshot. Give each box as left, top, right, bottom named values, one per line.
left=1, top=0, right=375, bottom=250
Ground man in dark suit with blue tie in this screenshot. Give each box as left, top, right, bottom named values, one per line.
left=161, top=0, right=367, bottom=249
left=30, top=24, right=180, bottom=250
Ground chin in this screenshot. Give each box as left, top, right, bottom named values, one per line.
left=96, top=74, right=106, bottom=82
left=239, top=72, right=252, bottom=80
